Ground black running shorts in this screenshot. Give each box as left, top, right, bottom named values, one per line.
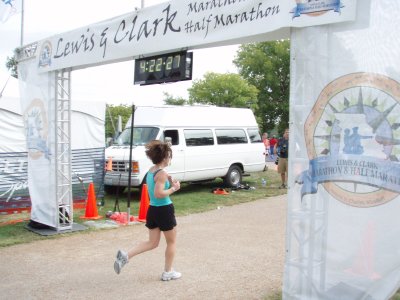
left=145, top=204, right=177, bottom=231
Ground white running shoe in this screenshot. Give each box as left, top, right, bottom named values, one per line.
left=114, top=250, right=128, bottom=274
left=161, top=269, right=182, bottom=281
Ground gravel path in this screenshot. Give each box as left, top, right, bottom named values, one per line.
left=0, top=194, right=287, bottom=300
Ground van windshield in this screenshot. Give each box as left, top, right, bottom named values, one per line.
left=115, top=127, right=160, bottom=146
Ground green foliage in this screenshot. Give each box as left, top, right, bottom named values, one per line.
left=5, top=54, right=18, bottom=79
left=188, top=72, right=259, bottom=110
left=105, top=104, right=132, bottom=139
left=234, top=40, right=290, bottom=133
left=163, top=92, right=188, bottom=105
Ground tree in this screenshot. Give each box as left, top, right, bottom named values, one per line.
left=163, top=92, right=187, bottom=105
left=105, top=104, right=132, bottom=139
left=188, top=72, right=259, bottom=111
left=6, top=54, right=18, bottom=79
left=233, top=40, right=290, bottom=134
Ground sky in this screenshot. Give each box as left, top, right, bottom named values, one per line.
left=0, top=0, right=239, bottom=106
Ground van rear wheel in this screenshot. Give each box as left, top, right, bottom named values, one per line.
left=223, top=165, right=242, bottom=187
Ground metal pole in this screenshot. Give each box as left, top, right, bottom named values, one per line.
left=141, top=0, right=145, bottom=9
left=106, top=105, right=117, bottom=137
left=127, top=104, right=135, bottom=223
left=20, top=0, right=24, bottom=46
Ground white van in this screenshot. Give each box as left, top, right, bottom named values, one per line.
left=104, top=105, right=265, bottom=193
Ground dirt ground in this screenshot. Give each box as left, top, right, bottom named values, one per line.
left=0, top=194, right=287, bottom=300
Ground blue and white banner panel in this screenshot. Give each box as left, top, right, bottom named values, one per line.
left=18, top=60, right=57, bottom=227
left=284, top=1, right=400, bottom=299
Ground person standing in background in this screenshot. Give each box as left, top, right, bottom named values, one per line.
left=269, top=135, right=278, bottom=160
left=274, top=129, right=289, bottom=189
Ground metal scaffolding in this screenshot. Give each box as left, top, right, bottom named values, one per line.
left=54, top=69, right=73, bottom=231
left=285, top=191, right=329, bottom=298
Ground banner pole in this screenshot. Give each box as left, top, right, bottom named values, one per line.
left=20, top=0, right=24, bottom=46
left=127, top=104, right=135, bottom=223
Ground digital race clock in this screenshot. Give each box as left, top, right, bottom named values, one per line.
left=134, top=51, right=193, bottom=86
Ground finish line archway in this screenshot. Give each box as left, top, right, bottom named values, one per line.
left=16, top=1, right=400, bottom=299
left=16, top=0, right=356, bottom=230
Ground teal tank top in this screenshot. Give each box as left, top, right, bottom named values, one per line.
left=146, top=170, right=173, bottom=207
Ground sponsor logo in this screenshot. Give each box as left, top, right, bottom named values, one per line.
left=291, top=0, right=344, bottom=19
left=298, top=73, right=400, bottom=207
left=38, top=41, right=52, bottom=68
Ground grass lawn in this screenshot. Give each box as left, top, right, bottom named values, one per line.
left=0, top=166, right=286, bottom=247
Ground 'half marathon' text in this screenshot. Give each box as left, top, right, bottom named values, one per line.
left=185, top=1, right=280, bottom=38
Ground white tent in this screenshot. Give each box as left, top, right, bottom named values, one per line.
left=0, top=97, right=105, bottom=211
left=0, top=96, right=26, bottom=153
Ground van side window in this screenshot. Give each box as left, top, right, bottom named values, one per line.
left=164, top=130, right=179, bottom=145
left=247, top=128, right=262, bottom=143
left=184, top=129, right=214, bottom=146
left=216, top=129, right=247, bottom=144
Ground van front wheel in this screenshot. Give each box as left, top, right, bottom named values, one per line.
left=223, top=165, right=242, bottom=187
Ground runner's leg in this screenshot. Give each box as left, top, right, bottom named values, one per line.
left=127, top=227, right=161, bottom=259
left=163, top=227, right=177, bottom=272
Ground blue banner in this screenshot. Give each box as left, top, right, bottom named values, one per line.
left=296, top=155, right=400, bottom=197
left=292, top=0, right=343, bottom=19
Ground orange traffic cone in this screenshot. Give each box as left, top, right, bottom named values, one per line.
left=137, top=184, right=150, bottom=222
left=80, top=183, right=102, bottom=220
left=106, top=157, right=113, bottom=171
left=345, top=221, right=380, bottom=280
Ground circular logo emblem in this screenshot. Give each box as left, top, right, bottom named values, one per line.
left=38, top=41, right=52, bottom=68
left=24, top=98, right=49, bottom=160
left=304, top=73, right=400, bottom=207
